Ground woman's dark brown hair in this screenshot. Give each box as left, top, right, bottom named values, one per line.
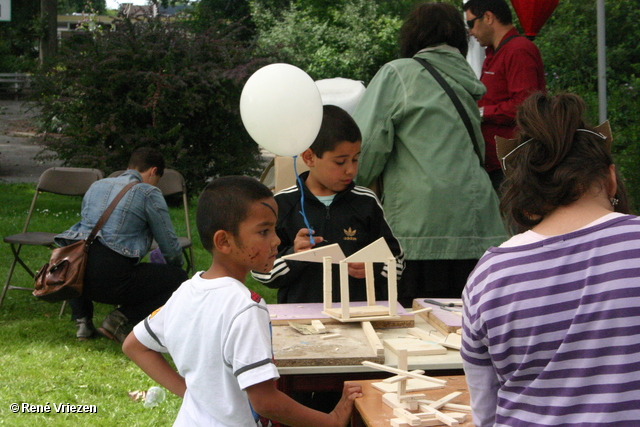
left=501, top=92, right=627, bottom=228
left=399, top=2, right=469, bottom=58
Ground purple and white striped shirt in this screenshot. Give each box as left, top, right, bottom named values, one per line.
left=462, top=214, right=640, bottom=427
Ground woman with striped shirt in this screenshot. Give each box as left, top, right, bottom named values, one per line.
left=461, top=92, right=638, bottom=426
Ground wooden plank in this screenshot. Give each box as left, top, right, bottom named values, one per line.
left=321, top=333, right=341, bottom=340
left=365, top=261, right=375, bottom=306
left=325, top=305, right=390, bottom=318
left=340, top=262, right=350, bottom=320
left=311, top=319, right=326, bottom=333
left=272, top=323, right=384, bottom=367
left=361, top=361, right=447, bottom=386
left=362, top=321, right=384, bottom=356
left=397, top=348, right=408, bottom=396
left=268, top=301, right=414, bottom=328
left=372, top=379, right=444, bottom=393
left=388, top=257, right=398, bottom=316
left=384, top=338, right=448, bottom=356
left=427, top=392, right=462, bottom=410
left=282, top=243, right=345, bottom=262
left=407, top=328, right=462, bottom=351
left=355, top=377, right=473, bottom=427
left=323, top=256, right=332, bottom=311
left=412, top=299, right=462, bottom=335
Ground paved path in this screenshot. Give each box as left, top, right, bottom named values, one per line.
left=0, top=99, right=62, bottom=183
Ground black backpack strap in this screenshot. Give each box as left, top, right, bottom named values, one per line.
left=413, top=57, right=483, bottom=167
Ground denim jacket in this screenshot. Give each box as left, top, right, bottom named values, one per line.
left=55, top=170, right=183, bottom=266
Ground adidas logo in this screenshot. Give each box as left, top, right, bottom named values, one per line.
left=343, top=227, right=357, bottom=241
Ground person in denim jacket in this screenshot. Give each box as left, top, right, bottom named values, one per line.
left=55, top=147, right=188, bottom=342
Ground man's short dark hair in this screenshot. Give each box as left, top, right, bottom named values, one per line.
left=127, top=147, right=166, bottom=177
left=400, top=2, right=469, bottom=58
left=196, top=176, right=274, bottom=253
left=309, top=105, right=361, bottom=158
left=462, top=0, right=513, bottom=26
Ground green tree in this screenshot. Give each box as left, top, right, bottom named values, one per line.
left=0, top=1, right=40, bottom=72
left=34, top=18, right=266, bottom=193
left=250, top=0, right=403, bottom=83
left=535, top=0, right=640, bottom=211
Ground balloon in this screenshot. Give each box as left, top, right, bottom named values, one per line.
left=240, top=64, right=323, bottom=157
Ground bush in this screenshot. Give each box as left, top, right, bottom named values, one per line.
left=33, top=18, right=266, bottom=194
left=250, top=0, right=403, bottom=83
left=535, top=0, right=640, bottom=211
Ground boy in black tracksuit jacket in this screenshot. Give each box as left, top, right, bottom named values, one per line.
left=252, top=105, right=404, bottom=304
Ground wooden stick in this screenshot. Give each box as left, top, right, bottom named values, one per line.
left=388, top=256, right=398, bottom=316
left=311, top=319, right=326, bottom=333
left=323, top=256, right=332, bottom=311
left=340, top=261, right=350, bottom=320
left=365, top=261, right=375, bottom=306
left=362, top=361, right=447, bottom=385
left=427, top=392, right=461, bottom=410
left=362, top=321, right=384, bottom=356
left=383, top=370, right=426, bottom=384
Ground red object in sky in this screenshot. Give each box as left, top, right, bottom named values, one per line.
left=510, top=0, right=559, bottom=39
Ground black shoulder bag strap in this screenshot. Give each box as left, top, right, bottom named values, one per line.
left=413, top=57, right=484, bottom=167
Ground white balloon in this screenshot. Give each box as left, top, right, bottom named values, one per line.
left=240, top=64, right=323, bottom=157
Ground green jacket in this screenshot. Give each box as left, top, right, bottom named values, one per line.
left=353, top=45, right=508, bottom=260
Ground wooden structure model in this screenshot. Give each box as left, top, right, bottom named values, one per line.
left=282, top=237, right=398, bottom=322
left=363, top=359, right=471, bottom=427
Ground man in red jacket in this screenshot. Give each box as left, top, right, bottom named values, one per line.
left=463, top=0, right=546, bottom=191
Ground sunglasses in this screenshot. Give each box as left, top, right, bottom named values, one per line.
left=466, top=13, right=484, bottom=29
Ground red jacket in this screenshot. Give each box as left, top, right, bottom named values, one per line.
left=479, top=28, right=546, bottom=172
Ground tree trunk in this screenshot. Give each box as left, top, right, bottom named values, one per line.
left=39, top=0, right=58, bottom=67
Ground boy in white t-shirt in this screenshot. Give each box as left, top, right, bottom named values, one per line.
left=123, top=176, right=362, bottom=427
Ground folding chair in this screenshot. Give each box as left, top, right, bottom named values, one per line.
left=109, top=169, right=195, bottom=275
left=259, top=155, right=309, bottom=193
left=1, top=167, right=104, bottom=308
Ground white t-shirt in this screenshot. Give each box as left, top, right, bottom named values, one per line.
left=133, top=273, right=280, bottom=426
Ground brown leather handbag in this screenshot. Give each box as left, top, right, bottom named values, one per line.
left=33, top=182, right=138, bottom=302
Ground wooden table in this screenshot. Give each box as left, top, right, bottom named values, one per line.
left=274, top=316, right=464, bottom=395
left=352, top=376, right=475, bottom=427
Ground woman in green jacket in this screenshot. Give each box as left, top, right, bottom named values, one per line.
left=353, top=2, right=507, bottom=306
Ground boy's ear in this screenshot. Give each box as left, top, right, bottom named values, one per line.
left=213, top=230, right=233, bottom=254
left=301, top=148, right=315, bottom=168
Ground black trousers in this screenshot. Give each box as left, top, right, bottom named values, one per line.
left=69, top=240, right=188, bottom=324
left=397, top=259, right=478, bottom=308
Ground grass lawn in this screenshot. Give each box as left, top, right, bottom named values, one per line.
left=0, top=182, right=277, bottom=426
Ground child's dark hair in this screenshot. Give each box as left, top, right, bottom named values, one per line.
left=197, top=176, right=274, bottom=252
left=127, top=147, right=165, bottom=177
left=400, top=2, right=469, bottom=58
left=501, top=92, right=628, bottom=228
left=309, top=105, right=361, bottom=158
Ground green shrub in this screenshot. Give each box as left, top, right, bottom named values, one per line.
left=535, top=0, right=640, bottom=211
left=33, top=18, right=266, bottom=194
left=250, top=0, right=403, bottom=83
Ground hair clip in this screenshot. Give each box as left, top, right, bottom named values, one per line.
left=495, top=121, right=614, bottom=175
left=500, top=138, right=532, bottom=171
left=576, top=129, right=606, bottom=140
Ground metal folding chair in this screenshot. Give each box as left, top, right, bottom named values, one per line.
left=109, top=169, right=195, bottom=275
left=1, top=167, right=104, bottom=308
